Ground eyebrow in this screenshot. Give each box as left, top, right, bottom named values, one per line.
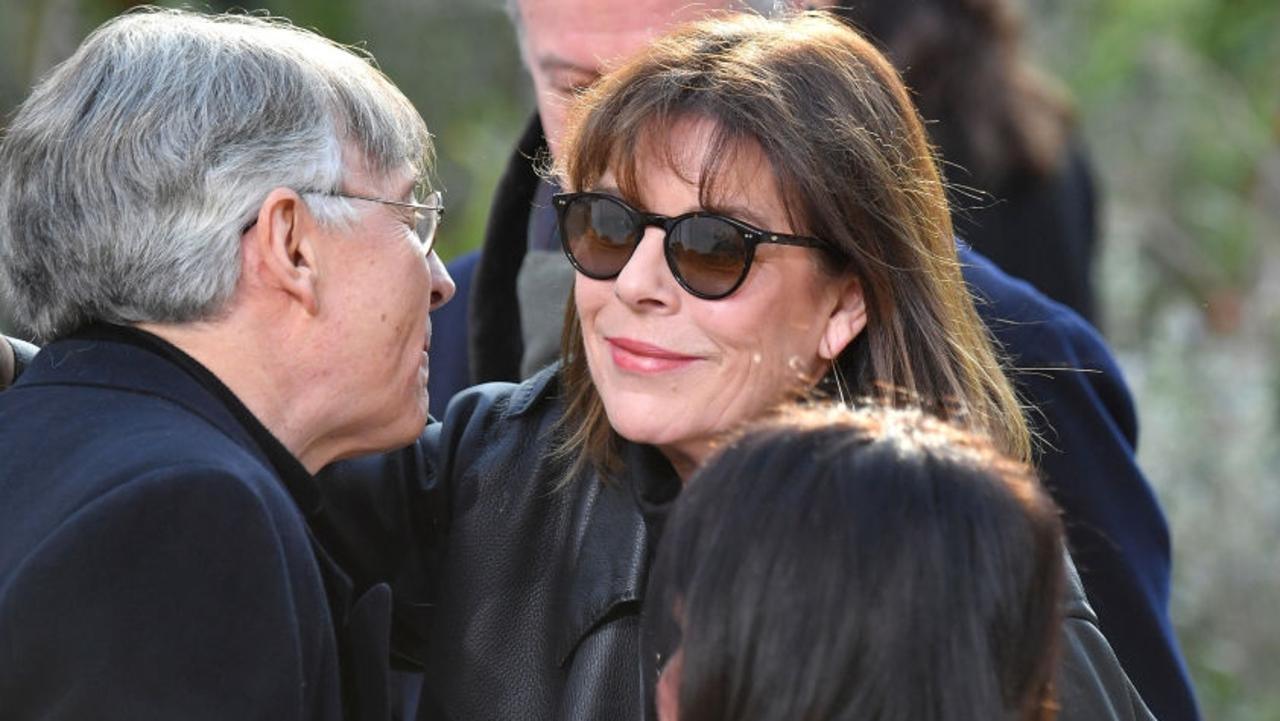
left=588, top=187, right=776, bottom=230
left=536, top=54, right=599, bottom=79
left=700, top=201, right=774, bottom=230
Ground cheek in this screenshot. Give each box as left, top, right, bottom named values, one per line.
left=379, top=253, right=432, bottom=349
left=694, top=301, right=780, bottom=363
left=531, top=88, right=569, bottom=161
left=700, top=295, right=826, bottom=386
left=573, top=275, right=610, bottom=326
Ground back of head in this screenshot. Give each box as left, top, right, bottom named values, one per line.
left=648, top=404, right=1064, bottom=721
left=828, top=0, right=1073, bottom=187
left=0, top=7, right=431, bottom=341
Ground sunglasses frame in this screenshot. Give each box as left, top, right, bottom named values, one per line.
left=553, top=191, right=832, bottom=300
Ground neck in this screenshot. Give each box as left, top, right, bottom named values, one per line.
left=137, top=320, right=331, bottom=473
left=658, top=440, right=711, bottom=484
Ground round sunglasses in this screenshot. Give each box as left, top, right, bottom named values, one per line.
left=553, top=191, right=832, bottom=300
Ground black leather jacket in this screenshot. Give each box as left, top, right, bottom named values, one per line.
left=319, top=366, right=1154, bottom=721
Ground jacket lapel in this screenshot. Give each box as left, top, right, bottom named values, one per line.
left=21, top=336, right=264, bottom=462
left=554, top=455, right=653, bottom=667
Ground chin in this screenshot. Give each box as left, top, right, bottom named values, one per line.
left=604, top=402, right=695, bottom=448
left=385, top=388, right=430, bottom=445
left=379, top=414, right=427, bottom=453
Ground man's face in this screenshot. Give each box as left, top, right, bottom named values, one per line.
left=312, top=160, right=452, bottom=459
left=516, top=0, right=736, bottom=161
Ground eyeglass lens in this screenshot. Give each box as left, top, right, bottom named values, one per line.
left=560, top=195, right=752, bottom=299
left=416, top=191, right=443, bottom=252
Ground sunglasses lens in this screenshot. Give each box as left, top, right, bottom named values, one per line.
left=561, top=196, right=639, bottom=279
left=667, top=216, right=750, bottom=298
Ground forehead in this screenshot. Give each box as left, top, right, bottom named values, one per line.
left=634, top=116, right=765, bottom=183
left=342, top=145, right=417, bottom=194
left=623, top=117, right=787, bottom=223
left=518, top=0, right=734, bottom=72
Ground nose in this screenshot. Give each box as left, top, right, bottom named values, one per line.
left=612, top=227, right=679, bottom=310
left=427, top=251, right=456, bottom=311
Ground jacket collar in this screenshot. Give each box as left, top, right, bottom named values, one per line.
left=21, top=325, right=320, bottom=514
left=24, top=326, right=374, bottom=643
left=503, top=362, right=561, bottom=418
left=471, top=114, right=547, bottom=384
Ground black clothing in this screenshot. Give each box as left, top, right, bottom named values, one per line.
left=0, top=325, right=403, bottom=721
left=945, top=139, right=1099, bottom=323
left=321, top=367, right=1154, bottom=721
left=91, top=325, right=321, bottom=512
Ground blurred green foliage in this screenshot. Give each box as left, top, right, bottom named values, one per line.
left=1037, top=0, right=1278, bottom=325
left=1034, top=2, right=1279, bottom=720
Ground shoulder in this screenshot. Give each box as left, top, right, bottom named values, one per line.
left=0, top=386, right=296, bottom=565
left=73, top=463, right=290, bottom=532
left=441, top=363, right=562, bottom=433
left=7, top=380, right=272, bottom=483
left=1057, top=555, right=1157, bottom=721
left=0, top=461, right=308, bottom=594
left=960, top=246, right=1115, bottom=370
left=431, top=365, right=567, bottom=506
left=434, top=363, right=563, bottom=467
left=959, top=245, right=1139, bottom=443
left=0, top=463, right=333, bottom=720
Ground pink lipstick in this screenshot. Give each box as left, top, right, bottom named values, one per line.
left=606, top=337, right=701, bottom=374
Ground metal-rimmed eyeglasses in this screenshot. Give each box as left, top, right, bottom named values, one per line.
left=309, top=189, right=445, bottom=255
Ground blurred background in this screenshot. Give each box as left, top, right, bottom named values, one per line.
left=1, top=0, right=1276, bottom=717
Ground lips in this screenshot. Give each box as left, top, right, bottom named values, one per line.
left=606, top=337, right=701, bottom=373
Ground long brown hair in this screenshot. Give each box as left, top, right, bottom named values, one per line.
left=555, top=11, right=1030, bottom=480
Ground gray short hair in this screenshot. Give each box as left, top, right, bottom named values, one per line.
left=0, top=8, right=432, bottom=340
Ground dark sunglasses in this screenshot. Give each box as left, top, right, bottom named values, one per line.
left=553, top=191, right=832, bottom=300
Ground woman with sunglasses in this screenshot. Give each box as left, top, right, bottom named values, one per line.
left=316, top=11, right=1150, bottom=721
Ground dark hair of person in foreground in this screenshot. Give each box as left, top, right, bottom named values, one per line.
left=647, top=404, right=1066, bottom=721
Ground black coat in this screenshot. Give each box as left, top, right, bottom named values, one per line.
left=943, top=139, right=1099, bottom=323
left=0, top=327, right=402, bottom=721
left=455, top=115, right=1199, bottom=721
left=321, top=366, right=1155, bottom=721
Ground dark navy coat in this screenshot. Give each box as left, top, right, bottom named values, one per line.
left=0, top=328, right=398, bottom=721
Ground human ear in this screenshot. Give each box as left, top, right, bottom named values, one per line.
left=244, top=188, right=321, bottom=316
left=818, top=275, right=867, bottom=361
left=0, top=337, right=14, bottom=390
